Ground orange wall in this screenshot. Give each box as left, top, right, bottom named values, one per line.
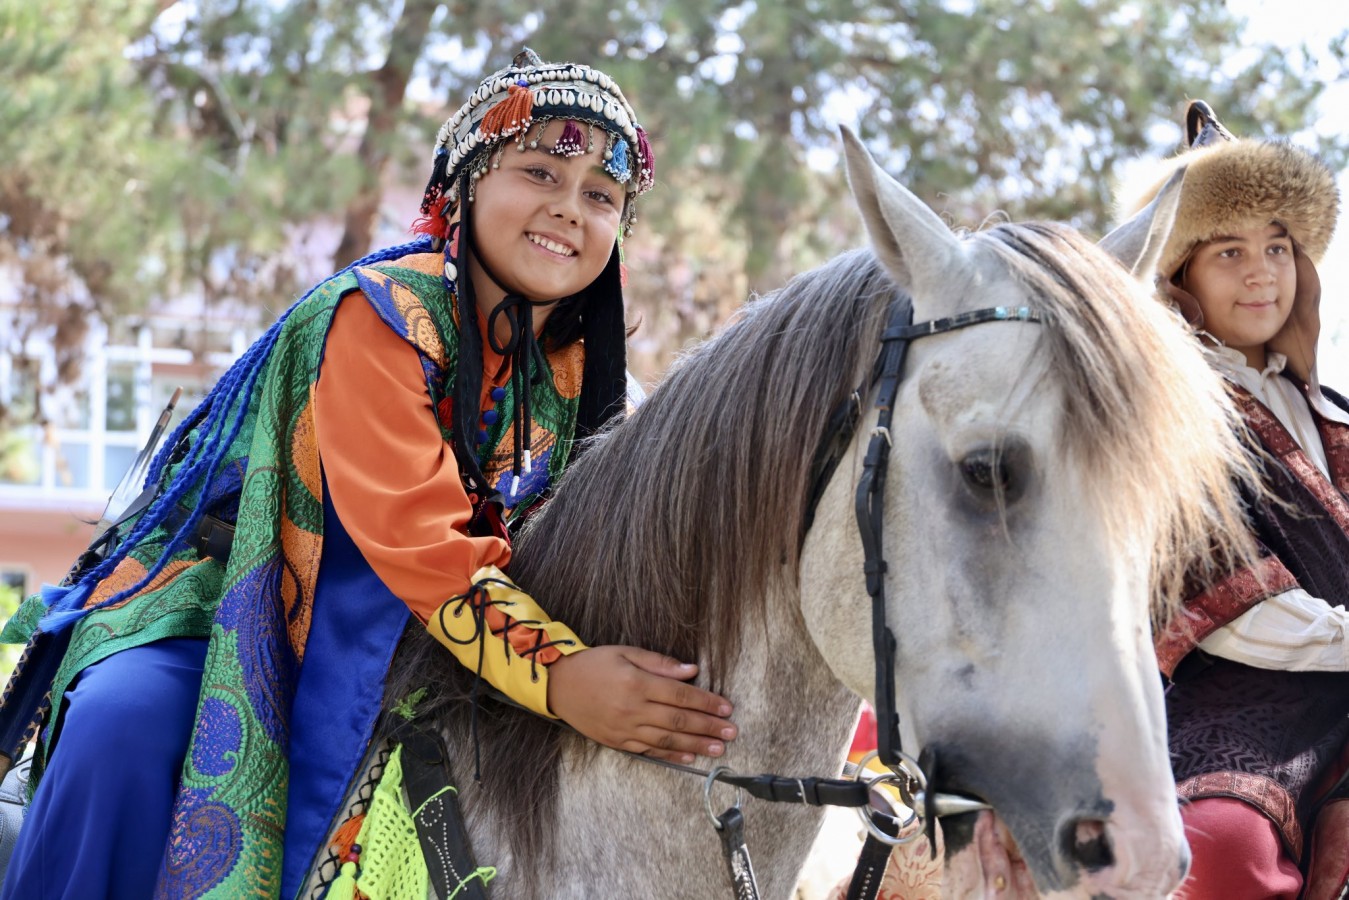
left=0, top=505, right=101, bottom=597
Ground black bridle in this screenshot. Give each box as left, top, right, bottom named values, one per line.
left=676, top=299, right=1046, bottom=899
left=850, top=301, right=1043, bottom=773
left=788, top=300, right=1043, bottom=896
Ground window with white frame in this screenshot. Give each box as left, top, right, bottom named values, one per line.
left=0, top=566, right=29, bottom=601
left=0, top=311, right=253, bottom=501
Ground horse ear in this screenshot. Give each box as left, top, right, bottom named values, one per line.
left=840, top=126, right=966, bottom=311
left=1098, top=167, right=1186, bottom=282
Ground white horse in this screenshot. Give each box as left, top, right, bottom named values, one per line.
left=322, top=132, right=1252, bottom=899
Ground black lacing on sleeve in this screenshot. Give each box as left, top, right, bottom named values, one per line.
left=435, top=576, right=577, bottom=779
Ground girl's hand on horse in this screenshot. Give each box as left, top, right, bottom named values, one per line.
left=547, top=646, right=737, bottom=763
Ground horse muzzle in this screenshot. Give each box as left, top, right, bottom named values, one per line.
left=924, top=740, right=1189, bottom=898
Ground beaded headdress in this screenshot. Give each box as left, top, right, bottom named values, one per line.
left=415, top=48, right=656, bottom=240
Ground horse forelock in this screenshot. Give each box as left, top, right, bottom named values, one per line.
left=970, top=222, right=1255, bottom=617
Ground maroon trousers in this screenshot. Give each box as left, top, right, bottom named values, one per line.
left=1179, top=798, right=1302, bottom=899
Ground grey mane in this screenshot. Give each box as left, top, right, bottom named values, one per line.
left=384, top=248, right=899, bottom=871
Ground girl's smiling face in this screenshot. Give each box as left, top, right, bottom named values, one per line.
left=1181, top=220, right=1297, bottom=369
left=467, top=119, right=625, bottom=323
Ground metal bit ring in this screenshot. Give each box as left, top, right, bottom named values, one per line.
left=850, top=750, right=925, bottom=845
left=702, top=765, right=743, bottom=830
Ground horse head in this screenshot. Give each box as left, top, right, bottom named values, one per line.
left=793, top=130, right=1253, bottom=897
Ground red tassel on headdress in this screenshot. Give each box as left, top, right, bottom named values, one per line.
left=410, top=197, right=454, bottom=241
left=553, top=119, right=586, bottom=156
left=635, top=127, right=656, bottom=192
left=479, top=82, right=534, bottom=141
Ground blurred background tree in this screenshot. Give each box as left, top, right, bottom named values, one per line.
left=0, top=583, right=18, bottom=676
left=2, top=0, right=1346, bottom=405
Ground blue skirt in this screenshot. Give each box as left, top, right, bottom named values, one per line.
left=1, top=637, right=208, bottom=900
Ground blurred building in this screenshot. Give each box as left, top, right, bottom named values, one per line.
left=0, top=186, right=423, bottom=598
left=0, top=301, right=260, bottom=594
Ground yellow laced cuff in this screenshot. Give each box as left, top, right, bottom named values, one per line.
left=426, top=565, right=587, bottom=718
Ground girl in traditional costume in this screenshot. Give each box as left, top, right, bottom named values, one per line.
left=1121, top=101, right=1349, bottom=899
left=0, top=49, right=736, bottom=899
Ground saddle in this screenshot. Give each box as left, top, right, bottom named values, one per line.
left=0, top=755, right=32, bottom=884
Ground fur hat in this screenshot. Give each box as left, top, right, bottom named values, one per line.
left=1118, top=101, right=1339, bottom=278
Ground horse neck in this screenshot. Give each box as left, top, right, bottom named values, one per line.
left=535, top=583, right=861, bottom=899
left=449, top=585, right=863, bottom=899
left=719, top=588, right=860, bottom=771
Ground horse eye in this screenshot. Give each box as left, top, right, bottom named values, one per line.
left=960, top=450, right=1009, bottom=493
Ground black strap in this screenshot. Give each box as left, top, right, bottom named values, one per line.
left=717, top=771, right=870, bottom=808
left=855, top=305, right=912, bottom=768
left=843, top=817, right=900, bottom=900
left=918, top=745, right=941, bottom=860
left=880, top=305, right=1041, bottom=344
left=853, top=303, right=1042, bottom=768
left=393, top=721, right=490, bottom=900
left=478, top=685, right=878, bottom=811
left=161, top=505, right=236, bottom=564
left=715, top=806, right=760, bottom=900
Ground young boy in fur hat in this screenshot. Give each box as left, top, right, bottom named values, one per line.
left=1122, top=100, right=1349, bottom=899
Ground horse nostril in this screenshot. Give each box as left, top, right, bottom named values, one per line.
left=1062, top=817, right=1115, bottom=871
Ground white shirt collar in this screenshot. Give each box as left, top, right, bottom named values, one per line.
left=1208, top=345, right=1285, bottom=380
left=1207, top=344, right=1349, bottom=429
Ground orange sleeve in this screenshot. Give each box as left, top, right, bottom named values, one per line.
left=313, top=292, right=511, bottom=622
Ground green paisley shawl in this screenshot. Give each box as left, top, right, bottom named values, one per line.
left=6, top=249, right=584, bottom=897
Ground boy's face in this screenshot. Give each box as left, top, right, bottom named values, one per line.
left=1181, top=220, right=1297, bottom=367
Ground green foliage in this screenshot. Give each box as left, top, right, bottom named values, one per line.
left=405, top=0, right=1347, bottom=290
left=2, top=0, right=1345, bottom=386
left=0, top=583, right=20, bottom=681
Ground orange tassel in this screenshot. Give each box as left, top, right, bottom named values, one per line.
left=479, top=84, right=534, bottom=140
left=330, top=814, right=365, bottom=860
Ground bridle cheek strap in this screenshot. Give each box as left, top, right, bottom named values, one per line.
left=850, top=304, right=1044, bottom=771
left=854, top=304, right=913, bottom=770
